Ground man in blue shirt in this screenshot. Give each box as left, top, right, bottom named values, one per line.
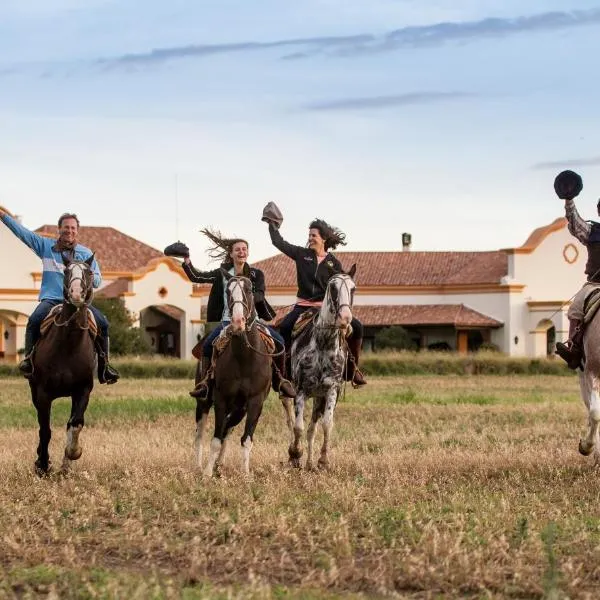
left=0, top=208, right=119, bottom=384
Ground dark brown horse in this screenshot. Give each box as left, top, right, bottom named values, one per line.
left=29, top=255, right=97, bottom=475
left=195, top=270, right=272, bottom=476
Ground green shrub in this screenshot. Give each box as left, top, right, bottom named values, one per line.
left=374, top=326, right=417, bottom=351
left=93, top=298, right=152, bottom=356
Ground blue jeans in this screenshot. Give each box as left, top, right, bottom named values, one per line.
left=202, top=321, right=285, bottom=358
left=25, top=299, right=110, bottom=353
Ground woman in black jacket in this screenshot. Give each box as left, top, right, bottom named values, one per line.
left=264, top=214, right=366, bottom=387
left=182, top=229, right=295, bottom=399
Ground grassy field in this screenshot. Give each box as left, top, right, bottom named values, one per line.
left=0, top=374, right=598, bottom=599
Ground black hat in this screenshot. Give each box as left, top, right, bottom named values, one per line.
left=554, top=170, right=583, bottom=200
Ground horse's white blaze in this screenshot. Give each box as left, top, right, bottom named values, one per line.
left=68, top=264, right=85, bottom=304
left=229, top=281, right=245, bottom=330
left=204, top=437, right=222, bottom=477
left=242, top=437, right=253, bottom=475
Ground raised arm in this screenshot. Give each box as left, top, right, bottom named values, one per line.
left=182, top=259, right=220, bottom=284
left=0, top=210, right=47, bottom=257
left=565, top=199, right=591, bottom=245
left=268, top=223, right=304, bottom=260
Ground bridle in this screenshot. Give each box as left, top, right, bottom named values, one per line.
left=225, top=275, right=284, bottom=357
left=226, top=276, right=257, bottom=332
left=318, top=274, right=355, bottom=331
left=55, top=262, right=93, bottom=329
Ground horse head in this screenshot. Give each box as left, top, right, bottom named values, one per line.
left=323, top=263, right=357, bottom=330
left=62, top=254, right=95, bottom=308
left=222, top=269, right=256, bottom=335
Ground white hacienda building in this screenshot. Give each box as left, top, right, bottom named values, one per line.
left=0, top=205, right=584, bottom=361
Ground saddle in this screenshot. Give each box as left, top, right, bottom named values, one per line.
left=40, top=305, right=98, bottom=340
left=210, top=323, right=276, bottom=368
left=292, top=309, right=318, bottom=340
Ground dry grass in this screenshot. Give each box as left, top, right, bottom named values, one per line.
left=0, top=374, right=598, bottom=598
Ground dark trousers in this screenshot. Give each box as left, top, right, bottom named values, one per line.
left=278, top=304, right=363, bottom=352
left=25, top=299, right=110, bottom=353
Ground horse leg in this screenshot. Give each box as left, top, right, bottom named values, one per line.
left=240, top=395, right=265, bottom=476
left=204, top=397, right=229, bottom=478
left=194, top=398, right=212, bottom=469
left=62, top=387, right=92, bottom=471
left=33, top=390, right=52, bottom=476
left=579, top=373, right=600, bottom=456
left=306, top=396, right=325, bottom=471
left=281, top=396, right=295, bottom=447
left=215, top=407, right=245, bottom=476
left=318, top=387, right=339, bottom=470
left=289, top=392, right=306, bottom=468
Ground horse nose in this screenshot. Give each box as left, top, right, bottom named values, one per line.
left=70, top=286, right=82, bottom=303
left=338, top=306, right=352, bottom=326
left=231, top=315, right=245, bottom=331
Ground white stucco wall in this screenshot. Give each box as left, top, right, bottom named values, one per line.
left=122, top=262, right=200, bottom=359
left=511, top=225, right=586, bottom=302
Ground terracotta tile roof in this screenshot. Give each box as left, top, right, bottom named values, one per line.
left=35, top=225, right=164, bottom=272
left=95, top=278, right=129, bottom=298
left=253, top=251, right=508, bottom=287
left=272, top=304, right=502, bottom=328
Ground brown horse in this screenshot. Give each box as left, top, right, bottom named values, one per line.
left=29, top=255, right=97, bottom=475
left=195, top=270, right=272, bottom=476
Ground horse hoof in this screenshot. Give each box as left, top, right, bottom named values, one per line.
left=317, top=459, right=330, bottom=470
left=288, top=445, right=303, bottom=460
left=289, top=457, right=302, bottom=469
left=34, top=460, right=52, bottom=477
left=64, top=446, right=82, bottom=461
left=579, top=439, right=594, bottom=456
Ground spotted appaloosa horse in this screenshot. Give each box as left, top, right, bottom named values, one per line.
left=196, top=270, right=272, bottom=477
left=576, top=309, right=600, bottom=462
left=29, top=255, right=97, bottom=475
left=283, top=265, right=357, bottom=470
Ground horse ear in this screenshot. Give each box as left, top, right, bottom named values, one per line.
left=220, top=267, right=233, bottom=280
left=346, top=263, right=357, bottom=278
left=85, top=253, right=95, bottom=267
left=62, top=253, right=71, bottom=267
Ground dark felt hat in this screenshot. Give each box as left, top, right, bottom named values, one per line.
left=261, top=202, right=283, bottom=229
left=554, top=170, right=583, bottom=200
left=163, top=241, right=190, bottom=258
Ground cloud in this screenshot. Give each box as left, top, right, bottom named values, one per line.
left=532, top=156, right=600, bottom=170
left=96, top=8, right=600, bottom=67
left=101, top=34, right=375, bottom=67
left=305, top=91, right=476, bottom=112
left=360, top=9, right=600, bottom=56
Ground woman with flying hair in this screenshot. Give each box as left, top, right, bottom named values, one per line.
left=177, top=228, right=296, bottom=400
left=262, top=206, right=366, bottom=387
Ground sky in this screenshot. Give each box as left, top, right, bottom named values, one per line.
left=1, top=1, right=600, bottom=269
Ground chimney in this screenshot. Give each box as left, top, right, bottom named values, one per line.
left=402, top=232, right=412, bottom=252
